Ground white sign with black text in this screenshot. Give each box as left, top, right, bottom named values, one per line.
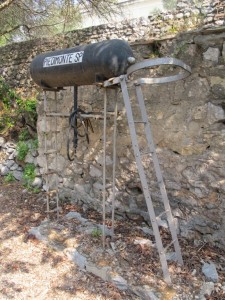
left=43, top=51, right=84, bottom=67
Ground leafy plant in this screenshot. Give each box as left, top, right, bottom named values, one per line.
left=31, top=187, right=40, bottom=193
left=0, top=78, right=18, bottom=108
left=4, top=172, right=16, bottom=183
left=162, top=0, right=177, bottom=11
left=0, top=77, right=37, bottom=136
left=16, top=141, right=29, bottom=161
left=91, top=228, right=102, bottom=238
left=16, top=98, right=37, bottom=113
left=30, top=138, right=39, bottom=151
left=19, top=128, right=31, bottom=141
left=23, top=163, right=36, bottom=188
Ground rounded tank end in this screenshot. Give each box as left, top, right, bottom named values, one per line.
left=127, top=57, right=136, bottom=65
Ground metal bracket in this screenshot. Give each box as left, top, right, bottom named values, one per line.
left=127, top=57, right=191, bottom=84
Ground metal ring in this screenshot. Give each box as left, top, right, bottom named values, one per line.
left=127, top=57, right=191, bottom=84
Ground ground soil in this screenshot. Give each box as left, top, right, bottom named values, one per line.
left=0, top=177, right=224, bottom=300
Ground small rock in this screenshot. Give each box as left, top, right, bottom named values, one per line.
left=65, top=211, right=88, bottom=224
left=66, top=249, right=86, bottom=270
left=133, top=285, right=159, bottom=300
left=96, top=154, right=113, bottom=165
left=222, top=42, right=225, bottom=60
left=202, top=262, right=219, bottom=282
left=6, top=147, right=15, bottom=154
left=30, top=212, right=42, bottom=222
left=166, top=252, right=177, bottom=262
left=0, top=137, right=5, bottom=147
left=120, top=157, right=129, bottom=164
left=0, top=165, right=9, bottom=175
left=8, top=150, right=16, bottom=159
left=12, top=170, right=23, bottom=180
left=4, top=160, right=14, bottom=168
left=24, top=152, right=35, bottom=164
left=5, top=142, right=16, bottom=149
left=89, top=165, right=102, bottom=177
left=139, top=226, right=154, bottom=235
left=31, top=177, right=42, bottom=188
left=175, top=13, right=184, bottom=19
left=134, top=238, right=155, bottom=248
left=86, top=262, right=111, bottom=281
left=10, top=162, right=19, bottom=171
left=203, top=47, right=220, bottom=63
left=109, top=273, right=128, bottom=290
left=97, top=224, right=112, bottom=236
left=199, top=282, right=215, bottom=298
left=93, top=182, right=103, bottom=191
left=28, top=227, right=48, bottom=242
left=157, top=218, right=168, bottom=229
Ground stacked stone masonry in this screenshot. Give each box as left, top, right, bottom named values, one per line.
left=1, top=0, right=225, bottom=248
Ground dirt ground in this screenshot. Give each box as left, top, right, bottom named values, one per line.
left=0, top=177, right=225, bottom=300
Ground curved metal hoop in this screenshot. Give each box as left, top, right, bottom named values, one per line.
left=126, top=57, right=191, bottom=84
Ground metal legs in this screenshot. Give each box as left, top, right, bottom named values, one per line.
left=102, top=88, right=118, bottom=247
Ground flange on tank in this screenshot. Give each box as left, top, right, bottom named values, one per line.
left=30, top=39, right=135, bottom=88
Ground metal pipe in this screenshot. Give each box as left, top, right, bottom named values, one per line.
left=102, top=89, right=107, bottom=249
left=73, top=85, right=78, bottom=149
left=111, top=88, right=118, bottom=237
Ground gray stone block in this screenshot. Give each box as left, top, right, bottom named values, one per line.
left=202, top=262, right=219, bottom=283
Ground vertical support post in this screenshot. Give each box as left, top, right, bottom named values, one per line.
left=102, top=88, right=107, bottom=249
left=43, top=91, right=50, bottom=220
left=111, top=88, right=118, bottom=237
left=73, top=85, right=78, bottom=149
left=55, top=91, right=59, bottom=220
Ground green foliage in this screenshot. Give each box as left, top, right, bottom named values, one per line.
left=30, top=138, right=39, bottom=150
left=23, top=163, right=36, bottom=188
left=16, top=98, right=37, bottom=113
left=4, top=172, right=16, bottom=183
left=16, top=141, right=29, bottom=161
left=31, top=187, right=40, bottom=193
left=151, top=8, right=162, bottom=16
left=163, top=0, right=177, bottom=11
left=0, top=77, right=18, bottom=108
left=0, top=77, right=37, bottom=136
left=0, top=0, right=118, bottom=44
left=172, top=41, right=189, bottom=57
left=91, top=228, right=102, bottom=238
left=19, top=128, right=31, bottom=141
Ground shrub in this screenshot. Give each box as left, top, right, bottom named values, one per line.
left=91, top=228, right=102, bottom=238
left=23, top=163, right=36, bottom=188
left=19, top=128, right=31, bottom=141
left=16, top=141, right=29, bottom=161
left=0, top=77, right=37, bottom=136
left=4, top=172, right=15, bottom=183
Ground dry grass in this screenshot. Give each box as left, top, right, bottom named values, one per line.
left=0, top=177, right=224, bottom=300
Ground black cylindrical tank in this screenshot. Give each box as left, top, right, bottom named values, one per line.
left=30, top=39, right=135, bottom=88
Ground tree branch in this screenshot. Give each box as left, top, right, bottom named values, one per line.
left=0, top=0, right=15, bottom=12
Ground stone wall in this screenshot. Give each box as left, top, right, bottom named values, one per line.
left=0, top=0, right=224, bottom=95
left=1, top=0, right=225, bottom=248
left=35, top=31, right=225, bottom=249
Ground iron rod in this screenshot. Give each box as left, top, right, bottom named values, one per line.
left=102, top=89, right=107, bottom=249
left=43, top=91, right=50, bottom=220
left=73, top=85, right=78, bottom=149
left=111, top=88, right=118, bottom=237
left=55, top=91, right=59, bottom=220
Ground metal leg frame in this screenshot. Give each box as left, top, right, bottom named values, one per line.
left=43, top=90, right=60, bottom=221
left=102, top=89, right=107, bottom=248
left=111, top=88, right=118, bottom=237
left=120, top=76, right=172, bottom=284
left=135, top=84, right=183, bottom=265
